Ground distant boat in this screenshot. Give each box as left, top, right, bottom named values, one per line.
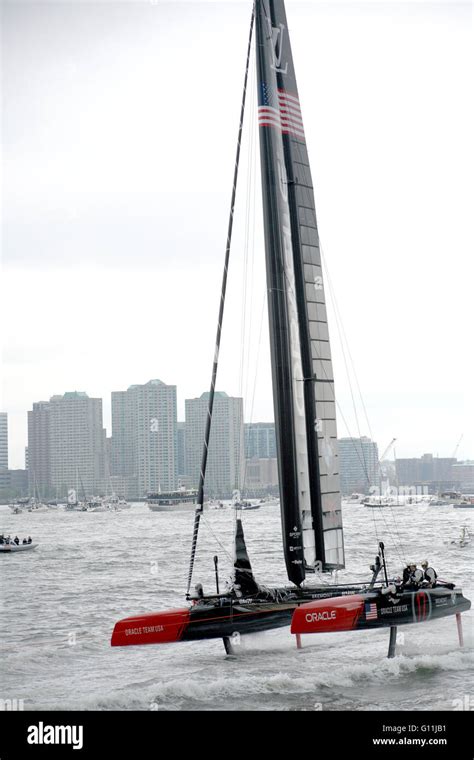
left=258, top=495, right=280, bottom=507
left=234, top=500, right=260, bottom=510
left=208, top=499, right=226, bottom=510
left=231, top=490, right=261, bottom=510
left=147, top=488, right=199, bottom=512
left=446, top=526, right=471, bottom=548
left=8, top=498, right=49, bottom=513
left=343, top=493, right=366, bottom=505
left=0, top=542, right=38, bottom=554
left=105, top=494, right=130, bottom=511
left=364, top=497, right=403, bottom=508
left=430, top=491, right=473, bottom=507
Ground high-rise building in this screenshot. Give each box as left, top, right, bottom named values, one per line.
left=28, top=393, right=106, bottom=498
left=0, top=413, right=8, bottom=470
left=48, top=392, right=106, bottom=497
left=0, top=469, right=28, bottom=500
left=244, top=458, right=279, bottom=492
left=185, top=391, right=244, bottom=497
left=338, top=436, right=380, bottom=495
left=451, top=461, right=474, bottom=492
left=111, top=379, right=177, bottom=496
left=396, top=454, right=457, bottom=491
left=177, top=421, right=187, bottom=483
left=27, top=401, right=51, bottom=496
left=244, top=422, right=276, bottom=459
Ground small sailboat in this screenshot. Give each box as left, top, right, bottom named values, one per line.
left=232, top=490, right=260, bottom=511
left=446, top=526, right=471, bottom=548
left=111, top=0, right=470, bottom=656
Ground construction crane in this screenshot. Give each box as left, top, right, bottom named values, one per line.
left=451, top=434, right=463, bottom=460
left=380, top=437, right=397, bottom=462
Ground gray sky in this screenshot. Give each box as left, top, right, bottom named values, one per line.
left=1, top=0, right=472, bottom=468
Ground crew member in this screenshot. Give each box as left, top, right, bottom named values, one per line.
left=189, top=583, right=204, bottom=604
left=403, top=562, right=422, bottom=589
left=421, top=559, right=437, bottom=587
left=402, top=562, right=416, bottom=585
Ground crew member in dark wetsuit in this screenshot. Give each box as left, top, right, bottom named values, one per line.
left=421, top=559, right=437, bottom=587
left=403, top=562, right=416, bottom=586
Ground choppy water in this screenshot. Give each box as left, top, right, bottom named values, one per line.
left=0, top=502, right=472, bottom=711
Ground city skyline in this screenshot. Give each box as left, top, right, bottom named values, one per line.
left=2, top=381, right=473, bottom=476
left=3, top=390, right=472, bottom=499
left=2, top=381, right=472, bottom=473
left=2, top=1, right=472, bottom=468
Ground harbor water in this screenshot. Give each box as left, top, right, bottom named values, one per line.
left=0, top=502, right=472, bottom=711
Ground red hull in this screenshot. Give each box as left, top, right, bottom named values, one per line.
left=291, top=595, right=366, bottom=634
left=111, top=608, right=190, bottom=646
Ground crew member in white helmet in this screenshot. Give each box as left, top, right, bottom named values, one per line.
left=421, top=559, right=437, bottom=587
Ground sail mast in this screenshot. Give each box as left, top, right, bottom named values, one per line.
left=255, top=0, right=344, bottom=582
left=185, top=4, right=256, bottom=597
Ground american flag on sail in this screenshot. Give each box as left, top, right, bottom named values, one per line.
left=365, top=602, right=378, bottom=621
left=258, top=82, right=305, bottom=140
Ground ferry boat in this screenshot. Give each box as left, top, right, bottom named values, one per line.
left=147, top=488, right=199, bottom=512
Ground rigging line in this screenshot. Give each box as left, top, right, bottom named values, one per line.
left=241, top=290, right=268, bottom=493
left=201, top=513, right=234, bottom=563
left=319, top=248, right=406, bottom=563
left=243, top=69, right=258, bottom=423
left=320, top=245, right=375, bottom=487
left=185, top=2, right=256, bottom=598
left=320, top=246, right=375, bottom=442
left=279, top=263, right=407, bottom=562
left=242, top=90, right=260, bottom=492
left=238, top=39, right=256, bottom=420
left=238, top=89, right=252, bottom=401
left=323, top=267, right=372, bottom=492
left=316, top=248, right=381, bottom=546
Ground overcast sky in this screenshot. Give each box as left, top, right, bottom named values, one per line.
left=1, top=0, right=472, bottom=469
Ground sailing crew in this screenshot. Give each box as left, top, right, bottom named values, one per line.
left=402, top=562, right=416, bottom=585
left=402, top=562, right=423, bottom=588
left=189, top=583, right=204, bottom=603
left=421, top=560, right=437, bottom=587
left=27, top=536, right=32, bottom=544
left=14, top=536, right=20, bottom=545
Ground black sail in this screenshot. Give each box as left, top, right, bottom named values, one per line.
left=255, top=0, right=344, bottom=584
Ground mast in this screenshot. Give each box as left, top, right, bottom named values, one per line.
left=255, top=0, right=344, bottom=583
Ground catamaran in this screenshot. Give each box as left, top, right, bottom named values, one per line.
left=111, top=0, right=470, bottom=657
